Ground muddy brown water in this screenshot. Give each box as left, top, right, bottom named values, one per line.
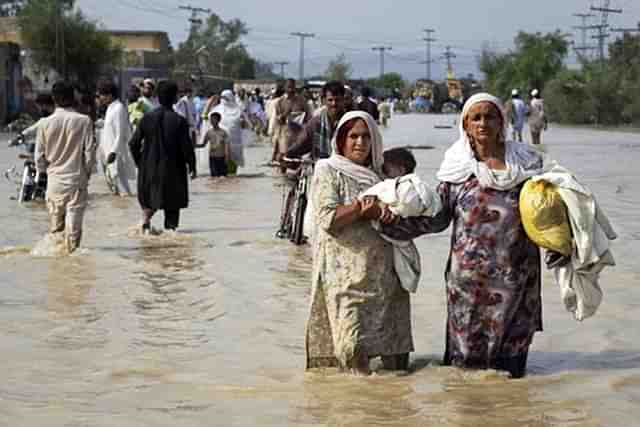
left=0, top=114, right=639, bottom=426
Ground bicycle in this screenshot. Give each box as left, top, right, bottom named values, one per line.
left=274, top=157, right=315, bottom=245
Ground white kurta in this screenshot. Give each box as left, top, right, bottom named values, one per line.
left=101, top=100, right=136, bottom=182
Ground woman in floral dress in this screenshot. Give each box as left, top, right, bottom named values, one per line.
left=383, top=93, right=547, bottom=378
left=306, top=111, right=414, bottom=375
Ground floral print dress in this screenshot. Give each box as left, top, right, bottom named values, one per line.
left=383, top=176, right=542, bottom=371
left=306, top=162, right=414, bottom=369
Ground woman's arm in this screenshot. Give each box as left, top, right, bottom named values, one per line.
left=381, top=181, right=454, bottom=240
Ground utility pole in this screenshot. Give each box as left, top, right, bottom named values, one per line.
left=273, top=61, right=289, bottom=78
left=179, top=5, right=211, bottom=34
left=572, top=13, right=595, bottom=60
left=610, top=22, right=640, bottom=34
left=590, top=0, right=622, bottom=62
left=290, top=32, right=314, bottom=81
left=442, top=46, right=456, bottom=78
left=372, top=46, right=392, bottom=78
left=54, top=0, right=67, bottom=80
left=422, top=28, right=436, bottom=81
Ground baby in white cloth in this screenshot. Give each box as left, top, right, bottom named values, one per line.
left=360, top=148, right=442, bottom=293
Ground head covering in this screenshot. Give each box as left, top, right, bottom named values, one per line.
left=511, top=88, right=519, bottom=96
left=436, top=92, right=548, bottom=190
left=319, top=110, right=384, bottom=187
left=143, top=78, right=155, bottom=88
left=531, top=89, right=539, bottom=97
left=221, top=89, right=234, bottom=102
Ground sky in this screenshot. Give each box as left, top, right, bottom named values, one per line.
left=77, top=0, right=640, bottom=82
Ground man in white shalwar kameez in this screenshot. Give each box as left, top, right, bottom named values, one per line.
left=97, top=79, right=136, bottom=196
left=174, top=85, right=198, bottom=145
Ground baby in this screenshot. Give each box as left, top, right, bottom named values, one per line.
left=359, top=148, right=442, bottom=294
left=361, top=147, right=442, bottom=219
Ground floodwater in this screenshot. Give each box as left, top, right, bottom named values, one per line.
left=0, top=114, right=639, bottom=426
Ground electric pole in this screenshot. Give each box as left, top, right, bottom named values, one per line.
left=610, top=22, right=640, bottom=35
left=179, top=5, right=211, bottom=34
left=442, top=46, right=456, bottom=78
left=372, top=46, right=392, bottom=78
left=572, top=13, right=595, bottom=60
left=422, top=28, right=436, bottom=81
left=290, top=32, right=315, bottom=81
left=273, top=61, right=289, bottom=78
left=590, top=0, right=622, bottom=62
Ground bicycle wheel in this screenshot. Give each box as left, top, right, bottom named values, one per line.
left=291, top=193, right=307, bottom=245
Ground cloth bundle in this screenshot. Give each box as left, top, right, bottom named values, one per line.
left=520, top=179, right=573, bottom=256
left=360, top=174, right=442, bottom=293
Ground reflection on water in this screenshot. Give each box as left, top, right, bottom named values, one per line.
left=0, top=119, right=639, bottom=426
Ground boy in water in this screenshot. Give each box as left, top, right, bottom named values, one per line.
left=198, top=112, right=230, bottom=177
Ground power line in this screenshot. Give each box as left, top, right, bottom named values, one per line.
left=290, top=32, right=315, bottom=81
left=572, top=13, right=596, bottom=59
left=178, top=5, right=211, bottom=35
left=371, top=46, right=392, bottom=77
left=422, top=28, right=436, bottom=81
left=442, top=46, right=456, bottom=77
left=272, top=61, right=289, bottom=78
left=590, top=0, right=623, bottom=61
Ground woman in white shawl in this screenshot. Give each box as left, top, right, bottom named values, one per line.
left=383, top=93, right=547, bottom=378
left=306, top=111, right=413, bottom=375
left=211, top=90, right=248, bottom=172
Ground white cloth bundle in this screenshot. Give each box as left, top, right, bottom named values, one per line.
left=360, top=173, right=442, bottom=218
left=360, top=173, right=442, bottom=293
left=531, top=165, right=617, bottom=321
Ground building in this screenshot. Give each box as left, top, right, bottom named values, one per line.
left=108, top=30, right=171, bottom=98
left=0, top=42, right=22, bottom=123
left=0, top=17, right=172, bottom=98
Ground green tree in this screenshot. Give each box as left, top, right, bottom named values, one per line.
left=18, top=0, right=122, bottom=89
left=324, top=53, right=351, bottom=81
left=367, top=72, right=406, bottom=93
left=173, top=13, right=256, bottom=79
left=480, top=31, right=569, bottom=99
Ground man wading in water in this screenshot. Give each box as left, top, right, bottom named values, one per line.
left=129, top=80, right=196, bottom=232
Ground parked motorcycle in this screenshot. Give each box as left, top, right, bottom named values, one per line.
left=4, top=131, right=47, bottom=203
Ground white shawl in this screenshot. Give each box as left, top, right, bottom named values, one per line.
left=437, top=92, right=549, bottom=190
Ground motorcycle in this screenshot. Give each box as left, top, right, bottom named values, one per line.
left=4, top=129, right=47, bottom=203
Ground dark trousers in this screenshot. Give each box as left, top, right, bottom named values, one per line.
left=164, top=210, right=180, bottom=230
left=143, top=208, right=180, bottom=230
left=209, top=156, right=228, bottom=177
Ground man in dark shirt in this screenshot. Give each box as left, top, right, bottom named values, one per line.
left=356, top=86, right=380, bottom=122
left=286, top=80, right=346, bottom=160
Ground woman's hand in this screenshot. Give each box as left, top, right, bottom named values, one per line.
left=360, top=196, right=382, bottom=220
left=378, top=204, right=397, bottom=225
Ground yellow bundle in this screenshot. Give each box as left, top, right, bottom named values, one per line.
left=519, top=180, right=573, bottom=256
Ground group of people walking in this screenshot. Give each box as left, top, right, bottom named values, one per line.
left=31, top=76, right=612, bottom=380
left=34, top=78, right=256, bottom=253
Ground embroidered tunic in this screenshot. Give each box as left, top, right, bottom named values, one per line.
left=306, top=162, right=414, bottom=368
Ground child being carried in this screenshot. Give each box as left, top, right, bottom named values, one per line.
left=360, top=148, right=442, bottom=293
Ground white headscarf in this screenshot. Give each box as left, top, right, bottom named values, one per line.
left=318, top=110, right=384, bottom=187
left=436, top=92, right=548, bottom=190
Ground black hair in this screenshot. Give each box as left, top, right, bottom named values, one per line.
left=127, top=85, right=141, bottom=104
left=51, top=81, right=75, bottom=108
left=322, top=80, right=345, bottom=98
left=210, top=112, right=221, bottom=120
left=383, top=147, right=416, bottom=174
left=361, top=87, right=372, bottom=98
left=157, top=80, right=178, bottom=108
left=285, top=78, right=296, bottom=87
left=96, top=78, right=119, bottom=98
left=35, top=93, right=54, bottom=106
left=254, top=88, right=261, bottom=95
